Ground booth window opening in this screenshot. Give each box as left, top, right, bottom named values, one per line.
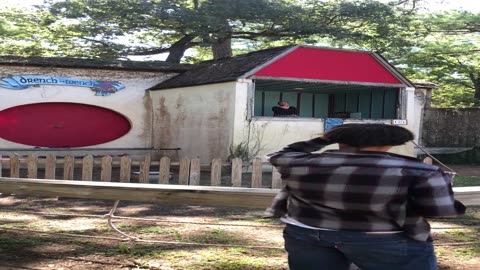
left=253, top=80, right=400, bottom=120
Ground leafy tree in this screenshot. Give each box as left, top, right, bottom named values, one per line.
left=0, top=0, right=421, bottom=63
left=399, top=11, right=480, bottom=106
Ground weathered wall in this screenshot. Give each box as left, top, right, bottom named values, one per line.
left=0, top=66, right=175, bottom=149
left=150, top=82, right=237, bottom=161
left=422, top=108, right=480, bottom=147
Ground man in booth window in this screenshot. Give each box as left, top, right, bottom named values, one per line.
left=272, top=101, right=298, bottom=117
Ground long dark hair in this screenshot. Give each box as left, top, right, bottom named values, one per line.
left=325, top=124, right=414, bottom=147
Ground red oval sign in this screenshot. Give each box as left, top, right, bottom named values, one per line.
left=0, top=102, right=131, bottom=147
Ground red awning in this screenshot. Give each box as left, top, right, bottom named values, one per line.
left=253, top=47, right=402, bottom=85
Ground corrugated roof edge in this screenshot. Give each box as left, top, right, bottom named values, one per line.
left=0, top=55, right=194, bottom=72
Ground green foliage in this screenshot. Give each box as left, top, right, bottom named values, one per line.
left=1, top=1, right=480, bottom=106
left=394, top=11, right=480, bottom=107
left=0, top=0, right=421, bottom=61
left=454, top=176, right=480, bottom=187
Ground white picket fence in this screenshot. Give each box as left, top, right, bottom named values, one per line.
left=0, top=154, right=283, bottom=189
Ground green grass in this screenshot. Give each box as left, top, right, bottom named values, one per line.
left=188, top=228, right=247, bottom=245
left=435, top=229, right=480, bottom=260
left=453, top=175, right=480, bottom=187
left=0, top=235, right=53, bottom=248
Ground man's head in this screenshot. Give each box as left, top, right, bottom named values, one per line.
left=278, top=101, right=289, bottom=107
left=325, top=124, right=414, bottom=151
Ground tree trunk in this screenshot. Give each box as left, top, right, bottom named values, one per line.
left=471, top=73, right=480, bottom=99
left=165, top=34, right=194, bottom=63
left=212, top=38, right=232, bottom=60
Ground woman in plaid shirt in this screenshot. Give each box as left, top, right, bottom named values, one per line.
left=265, top=124, right=465, bottom=270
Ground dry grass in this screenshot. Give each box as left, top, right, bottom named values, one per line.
left=0, top=196, right=478, bottom=270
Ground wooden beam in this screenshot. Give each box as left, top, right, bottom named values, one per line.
left=452, top=187, right=480, bottom=206
left=0, top=178, right=477, bottom=208
left=0, top=178, right=277, bottom=209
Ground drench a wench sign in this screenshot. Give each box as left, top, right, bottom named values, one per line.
left=0, top=75, right=125, bottom=96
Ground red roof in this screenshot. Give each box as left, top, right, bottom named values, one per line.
left=252, top=47, right=403, bottom=85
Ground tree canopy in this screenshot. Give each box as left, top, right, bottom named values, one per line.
left=1, top=0, right=421, bottom=61
left=0, top=0, right=479, bottom=107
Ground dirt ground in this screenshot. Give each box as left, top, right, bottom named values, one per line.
left=0, top=196, right=479, bottom=270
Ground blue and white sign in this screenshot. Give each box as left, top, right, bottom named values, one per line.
left=0, top=75, right=125, bottom=96
left=325, top=118, right=344, bottom=132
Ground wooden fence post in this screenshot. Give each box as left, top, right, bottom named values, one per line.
left=211, top=158, right=222, bottom=186
left=119, top=155, right=132, bottom=183
left=178, top=158, right=190, bottom=185
left=271, top=166, right=282, bottom=189
left=27, top=154, right=38, bottom=179
left=45, top=155, right=56, bottom=180
left=82, top=155, right=94, bottom=181
left=10, top=154, right=20, bottom=178
left=231, top=158, right=242, bottom=187
left=159, top=156, right=171, bottom=184
left=101, top=156, right=113, bottom=182
left=63, top=155, right=75, bottom=180
left=139, top=155, right=151, bottom=183
left=251, top=157, right=262, bottom=188
left=189, top=158, right=201, bottom=185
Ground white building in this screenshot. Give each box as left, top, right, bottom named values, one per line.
left=0, top=46, right=421, bottom=161
left=149, top=45, right=419, bottom=161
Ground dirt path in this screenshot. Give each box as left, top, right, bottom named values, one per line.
left=0, top=196, right=478, bottom=270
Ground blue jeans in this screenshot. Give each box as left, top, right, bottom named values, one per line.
left=284, top=224, right=437, bottom=270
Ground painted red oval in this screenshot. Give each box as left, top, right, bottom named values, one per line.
left=0, top=102, right=131, bottom=147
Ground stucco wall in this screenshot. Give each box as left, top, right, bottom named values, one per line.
left=0, top=66, right=175, bottom=149
left=150, top=82, right=237, bottom=161
left=422, top=108, right=480, bottom=147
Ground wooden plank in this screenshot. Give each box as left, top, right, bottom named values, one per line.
left=346, top=92, right=359, bottom=113
left=0, top=177, right=478, bottom=208
left=299, top=93, right=313, bottom=117
left=251, top=157, right=262, bottom=188
left=27, top=154, right=38, bottom=179
left=139, top=155, right=151, bottom=183
left=63, top=155, right=75, bottom=180
left=334, top=92, right=346, bottom=112
left=254, top=90, right=264, bottom=116
left=189, top=158, right=201, bottom=185
left=383, top=88, right=398, bottom=119
left=314, top=93, right=329, bottom=118
left=178, top=158, right=190, bottom=185
left=451, top=187, right=480, bottom=206
left=159, top=156, right=171, bottom=184
left=358, top=91, right=372, bottom=118
left=119, top=155, right=132, bottom=183
left=271, top=166, right=283, bottom=189
left=100, top=156, right=113, bottom=182
left=0, top=177, right=278, bottom=208
left=231, top=158, right=242, bottom=187
left=371, top=90, right=384, bottom=118
left=82, top=155, right=94, bottom=181
left=10, top=154, right=20, bottom=178
left=45, top=155, right=56, bottom=180
left=210, top=158, right=222, bottom=186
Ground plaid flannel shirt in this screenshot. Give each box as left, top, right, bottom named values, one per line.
left=266, top=138, right=466, bottom=241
